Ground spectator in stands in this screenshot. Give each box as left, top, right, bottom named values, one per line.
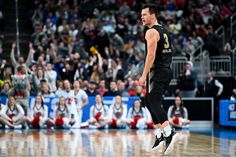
left=32, top=69, right=46, bottom=92
left=88, top=94, right=109, bottom=129
left=104, top=81, right=119, bottom=96
left=0, top=81, right=11, bottom=96
left=10, top=43, right=35, bottom=74
left=85, top=80, right=99, bottom=96
left=176, top=62, right=197, bottom=97
left=224, top=35, right=236, bottom=54
left=44, top=63, right=57, bottom=93
left=117, top=81, right=129, bottom=97
left=127, top=99, right=154, bottom=129
left=97, top=80, right=108, bottom=96
left=204, top=72, right=223, bottom=123
left=55, top=80, right=71, bottom=98
left=203, top=25, right=220, bottom=56
left=39, top=83, right=55, bottom=97
left=167, top=96, right=190, bottom=128
left=204, top=72, right=223, bottom=98
left=108, top=95, right=127, bottom=129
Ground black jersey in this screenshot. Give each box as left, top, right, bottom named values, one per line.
left=145, top=25, right=172, bottom=68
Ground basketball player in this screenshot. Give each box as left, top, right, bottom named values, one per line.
left=138, top=3, right=177, bottom=154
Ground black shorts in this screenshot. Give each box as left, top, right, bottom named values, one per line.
left=146, top=67, right=172, bottom=100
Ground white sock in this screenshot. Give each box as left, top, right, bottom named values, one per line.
left=154, top=128, right=162, bottom=138
left=163, top=125, right=172, bottom=137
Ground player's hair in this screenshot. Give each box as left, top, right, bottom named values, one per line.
left=142, top=3, right=158, bottom=18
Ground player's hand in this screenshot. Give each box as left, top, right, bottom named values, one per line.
left=138, top=75, right=146, bottom=86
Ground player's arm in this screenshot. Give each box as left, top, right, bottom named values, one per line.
left=142, top=29, right=160, bottom=78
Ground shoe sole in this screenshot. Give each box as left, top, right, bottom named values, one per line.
left=151, top=141, right=165, bottom=151
left=163, top=132, right=178, bottom=155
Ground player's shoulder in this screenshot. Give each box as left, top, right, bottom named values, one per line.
left=145, top=28, right=159, bottom=40
left=146, top=28, right=159, bottom=35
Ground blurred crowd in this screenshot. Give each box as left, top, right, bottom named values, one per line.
left=0, top=0, right=235, bottom=99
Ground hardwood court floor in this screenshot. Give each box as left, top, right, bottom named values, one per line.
left=0, top=129, right=235, bottom=157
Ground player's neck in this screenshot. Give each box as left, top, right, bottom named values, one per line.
left=147, top=20, right=158, bottom=28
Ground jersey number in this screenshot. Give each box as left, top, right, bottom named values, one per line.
left=163, top=33, right=170, bottom=49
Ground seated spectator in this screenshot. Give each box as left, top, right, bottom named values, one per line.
left=167, top=96, right=190, bottom=128
left=0, top=81, right=11, bottom=96
left=108, top=95, right=127, bottom=129
left=117, top=81, right=129, bottom=97
left=88, top=94, right=109, bottom=129
left=25, top=95, right=48, bottom=129
left=97, top=80, right=108, bottom=96
left=127, top=100, right=154, bottom=129
left=55, top=80, right=72, bottom=98
left=85, top=80, right=99, bottom=96
left=0, top=96, right=27, bottom=129
left=39, top=84, right=55, bottom=97
left=104, top=81, right=120, bottom=96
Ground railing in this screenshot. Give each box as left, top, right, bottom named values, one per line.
left=15, top=0, right=20, bottom=56
left=232, top=47, right=236, bottom=75
left=193, top=50, right=210, bottom=82
left=230, top=12, right=236, bottom=37
left=210, top=55, right=231, bottom=77
left=171, top=56, right=188, bottom=85
left=215, top=25, right=225, bottom=49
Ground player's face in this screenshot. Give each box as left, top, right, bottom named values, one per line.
left=141, top=8, right=152, bottom=26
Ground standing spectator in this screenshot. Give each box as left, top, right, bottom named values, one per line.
left=10, top=43, right=35, bottom=74
left=204, top=72, right=223, bottom=98
left=167, top=96, right=190, bottom=128
left=203, top=25, right=219, bottom=56
left=176, top=62, right=197, bottom=97
left=204, top=72, right=223, bottom=123
left=44, top=63, right=57, bottom=92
